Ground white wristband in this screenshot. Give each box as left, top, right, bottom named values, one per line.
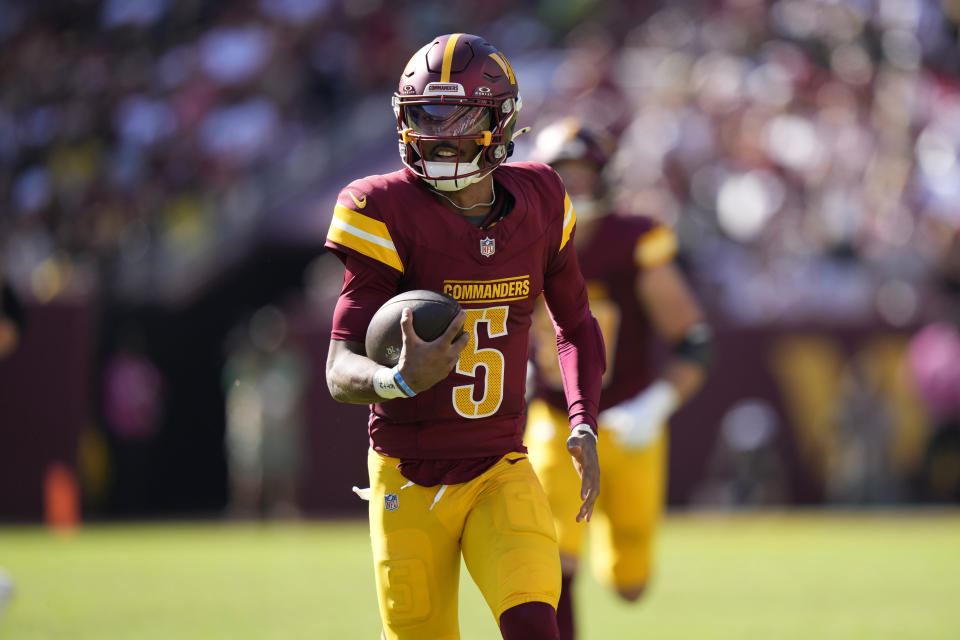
left=570, top=423, right=598, bottom=443
left=373, top=367, right=407, bottom=399
left=633, top=380, right=680, bottom=417
left=599, top=379, right=678, bottom=448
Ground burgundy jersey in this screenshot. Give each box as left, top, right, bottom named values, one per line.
left=326, top=163, right=602, bottom=462
left=532, top=213, right=678, bottom=411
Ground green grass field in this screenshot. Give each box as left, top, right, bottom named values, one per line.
left=1, top=511, right=959, bottom=639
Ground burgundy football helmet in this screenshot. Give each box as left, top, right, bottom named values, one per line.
left=531, top=118, right=614, bottom=171
left=532, top=118, right=617, bottom=220
left=393, top=33, right=522, bottom=191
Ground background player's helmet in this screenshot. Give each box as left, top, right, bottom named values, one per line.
left=393, top=33, right=522, bottom=191
left=531, top=118, right=616, bottom=220
left=532, top=118, right=614, bottom=173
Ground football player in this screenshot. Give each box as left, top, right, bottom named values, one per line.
left=324, top=34, right=606, bottom=640
left=525, top=119, right=711, bottom=639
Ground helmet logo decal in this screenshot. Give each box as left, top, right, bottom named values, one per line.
left=487, top=52, right=515, bottom=84
left=480, top=237, right=496, bottom=257
left=402, top=85, right=416, bottom=94
left=475, top=86, right=492, bottom=96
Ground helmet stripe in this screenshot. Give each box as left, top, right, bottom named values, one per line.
left=440, top=33, right=463, bottom=82
left=487, top=52, right=515, bottom=84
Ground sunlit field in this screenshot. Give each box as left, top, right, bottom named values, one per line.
left=2, top=511, right=959, bottom=639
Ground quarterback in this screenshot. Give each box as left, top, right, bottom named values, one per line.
left=324, top=34, right=606, bottom=639
left=525, top=120, right=711, bottom=639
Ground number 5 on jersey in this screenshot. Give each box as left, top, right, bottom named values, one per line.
left=453, top=306, right=509, bottom=419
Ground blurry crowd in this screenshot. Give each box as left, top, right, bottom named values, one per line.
left=2, top=0, right=959, bottom=318
left=3, top=0, right=960, bottom=512
left=0, top=0, right=514, bottom=304
left=515, top=0, right=960, bottom=328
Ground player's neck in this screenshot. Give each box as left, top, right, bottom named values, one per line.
left=430, top=176, right=495, bottom=218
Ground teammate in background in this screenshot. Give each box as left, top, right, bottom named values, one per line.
left=324, top=35, right=605, bottom=640
left=525, top=119, right=712, bottom=640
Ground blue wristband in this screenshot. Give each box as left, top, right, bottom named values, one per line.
left=392, top=369, right=417, bottom=398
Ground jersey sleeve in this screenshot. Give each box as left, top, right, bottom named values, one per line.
left=325, top=182, right=405, bottom=273
left=542, top=174, right=606, bottom=433
left=325, top=182, right=404, bottom=342
left=330, top=253, right=399, bottom=342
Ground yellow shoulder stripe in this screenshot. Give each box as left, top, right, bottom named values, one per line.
left=559, top=192, right=576, bottom=253
left=634, top=226, right=677, bottom=269
left=440, top=33, right=463, bottom=83
left=327, top=204, right=404, bottom=273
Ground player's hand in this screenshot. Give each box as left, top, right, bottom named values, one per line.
left=599, top=380, right=678, bottom=449
left=566, top=425, right=599, bottom=522
left=396, top=307, right=469, bottom=394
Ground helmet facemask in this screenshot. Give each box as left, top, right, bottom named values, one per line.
left=395, top=94, right=520, bottom=191
left=393, top=33, right=523, bottom=191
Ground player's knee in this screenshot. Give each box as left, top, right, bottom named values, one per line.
left=499, top=601, right=560, bottom=640
left=616, top=582, right=648, bottom=603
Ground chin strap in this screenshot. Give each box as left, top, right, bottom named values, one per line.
left=512, top=126, right=532, bottom=140
left=505, top=127, right=532, bottom=160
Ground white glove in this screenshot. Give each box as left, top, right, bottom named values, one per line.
left=599, top=380, right=679, bottom=449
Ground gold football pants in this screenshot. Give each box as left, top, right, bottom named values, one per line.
left=367, top=448, right=562, bottom=640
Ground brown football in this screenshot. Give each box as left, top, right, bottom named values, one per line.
left=364, top=290, right=462, bottom=366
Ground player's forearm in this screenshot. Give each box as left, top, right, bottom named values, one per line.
left=658, top=319, right=712, bottom=405
left=659, top=358, right=706, bottom=405
left=326, top=337, right=429, bottom=404
left=326, top=338, right=403, bottom=404
left=543, top=250, right=606, bottom=432
left=599, top=348, right=708, bottom=448
left=556, top=314, right=606, bottom=432
left=326, top=349, right=385, bottom=404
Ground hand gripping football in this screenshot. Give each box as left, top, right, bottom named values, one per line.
left=364, top=290, right=462, bottom=366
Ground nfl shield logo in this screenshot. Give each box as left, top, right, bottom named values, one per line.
left=384, top=493, right=399, bottom=511
left=480, top=237, right=495, bottom=257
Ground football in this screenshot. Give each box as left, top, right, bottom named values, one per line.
left=364, top=290, right=462, bottom=366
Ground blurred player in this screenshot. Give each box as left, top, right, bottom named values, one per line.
left=324, top=34, right=605, bottom=640
left=525, top=119, right=711, bottom=639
